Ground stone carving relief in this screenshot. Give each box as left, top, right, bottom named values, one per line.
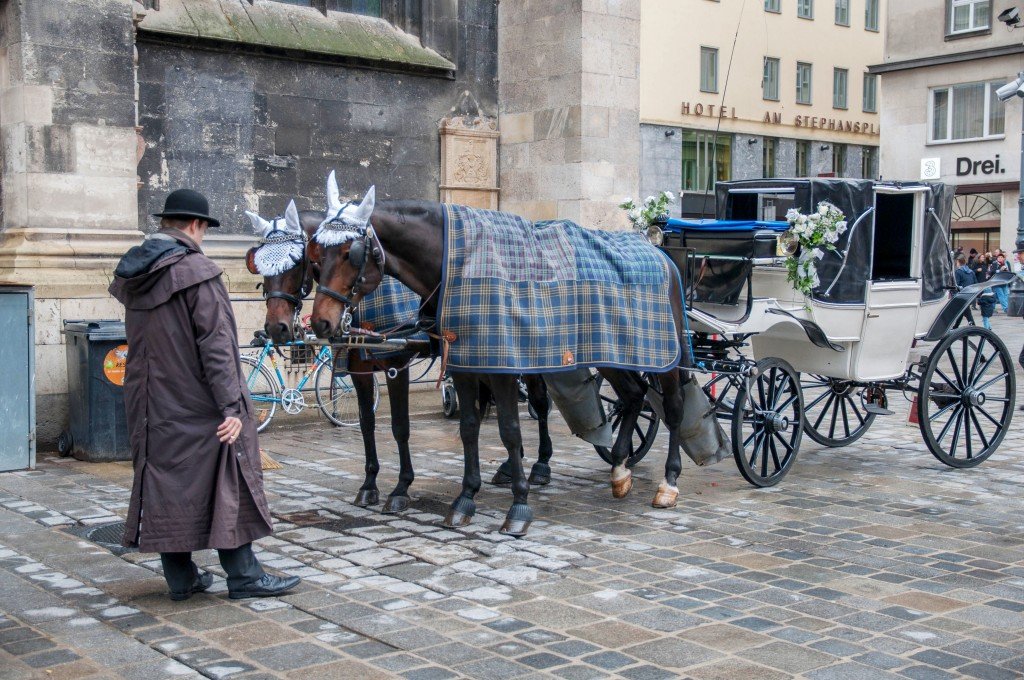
left=439, top=115, right=499, bottom=210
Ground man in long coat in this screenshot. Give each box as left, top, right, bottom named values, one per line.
left=109, top=189, right=300, bottom=601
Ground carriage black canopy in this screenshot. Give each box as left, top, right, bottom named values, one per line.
left=714, top=178, right=954, bottom=305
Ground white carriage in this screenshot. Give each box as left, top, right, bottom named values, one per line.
left=656, top=179, right=1016, bottom=487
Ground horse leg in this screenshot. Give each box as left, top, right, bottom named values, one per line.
left=382, top=358, right=413, bottom=514
left=351, top=354, right=380, bottom=507
left=443, top=373, right=482, bottom=528
left=489, top=375, right=520, bottom=486
left=598, top=369, right=646, bottom=499
left=490, top=374, right=533, bottom=537
left=653, top=369, right=683, bottom=509
left=525, top=375, right=553, bottom=486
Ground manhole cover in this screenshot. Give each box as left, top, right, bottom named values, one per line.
left=65, top=521, right=136, bottom=556
left=315, top=517, right=378, bottom=533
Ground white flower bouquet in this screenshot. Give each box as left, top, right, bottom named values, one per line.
left=619, top=191, right=675, bottom=232
left=784, top=202, right=848, bottom=299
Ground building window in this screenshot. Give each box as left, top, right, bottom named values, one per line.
left=863, top=73, right=878, bottom=113
left=833, top=68, right=848, bottom=109
left=765, top=0, right=781, bottom=12
left=832, top=143, right=847, bottom=176
left=700, top=47, right=719, bottom=93
left=948, top=0, right=991, bottom=35
left=796, top=140, right=811, bottom=177
left=796, top=62, right=813, bottom=104
left=930, top=80, right=1006, bottom=142
left=763, top=138, right=778, bottom=178
left=865, top=0, right=879, bottom=30
left=835, top=0, right=849, bottom=25
left=681, top=131, right=733, bottom=192
left=763, top=57, right=780, bottom=101
left=798, top=0, right=814, bottom=19
left=861, top=146, right=878, bottom=179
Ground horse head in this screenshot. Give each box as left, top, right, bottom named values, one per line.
left=244, top=200, right=320, bottom=344
left=310, top=172, right=385, bottom=339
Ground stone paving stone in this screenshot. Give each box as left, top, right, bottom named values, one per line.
left=246, top=642, right=341, bottom=671
left=738, top=640, right=836, bottom=674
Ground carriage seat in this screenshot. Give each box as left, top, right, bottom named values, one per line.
left=660, top=219, right=789, bottom=306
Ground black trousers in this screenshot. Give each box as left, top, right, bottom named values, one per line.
left=160, top=543, right=265, bottom=593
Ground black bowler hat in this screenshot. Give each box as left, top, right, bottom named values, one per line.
left=153, top=189, right=220, bottom=227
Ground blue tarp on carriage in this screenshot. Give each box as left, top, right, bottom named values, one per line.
left=438, top=204, right=681, bottom=374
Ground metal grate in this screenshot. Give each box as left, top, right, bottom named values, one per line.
left=65, top=520, right=136, bottom=556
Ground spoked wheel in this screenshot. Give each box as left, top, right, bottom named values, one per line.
left=241, top=356, right=278, bottom=433
left=314, top=363, right=379, bottom=427
left=800, top=375, right=876, bottom=447
left=703, top=372, right=743, bottom=416
left=732, top=358, right=803, bottom=487
left=595, top=373, right=661, bottom=468
left=917, top=326, right=1015, bottom=468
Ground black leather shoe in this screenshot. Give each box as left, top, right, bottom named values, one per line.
left=228, top=574, right=301, bottom=600
left=169, top=571, right=214, bottom=601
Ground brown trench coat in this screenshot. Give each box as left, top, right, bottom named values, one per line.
left=109, top=230, right=273, bottom=553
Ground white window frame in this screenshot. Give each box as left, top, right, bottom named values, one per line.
left=764, top=0, right=781, bottom=13
left=700, top=46, right=719, bottom=93
left=865, top=0, right=879, bottom=31
left=928, top=80, right=1006, bottom=144
left=834, top=0, right=849, bottom=25
left=763, top=57, right=780, bottom=101
left=833, top=68, right=848, bottom=109
left=863, top=73, right=878, bottom=113
left=948, top=0, right=991, bottom=35
left=797, top=0, right=814, bottom=19
left=796, top=62, right=813, bottom=105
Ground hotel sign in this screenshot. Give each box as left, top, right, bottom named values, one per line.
left=680, top=102, right=879, bottom=136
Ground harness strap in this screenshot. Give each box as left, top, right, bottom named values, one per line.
left=265, top=290, right=305, bottom=309
left=317, top=284, right=355, bottom=306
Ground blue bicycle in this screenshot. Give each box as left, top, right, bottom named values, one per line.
left=241, top=331, right=379, bottom=432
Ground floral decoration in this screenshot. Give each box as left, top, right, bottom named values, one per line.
left=620, top=191, right=675, bottom=232
left=784, top=202, right=848, bottom=299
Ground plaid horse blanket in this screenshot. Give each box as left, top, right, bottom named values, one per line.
left=439, top=205, right=681, bottom=373
left=353, top=276, right=427, bottom=358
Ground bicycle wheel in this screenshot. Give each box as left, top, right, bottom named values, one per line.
left=241, top=356, right=278, bottom=433
left=315, top=362, right=379, bottom=427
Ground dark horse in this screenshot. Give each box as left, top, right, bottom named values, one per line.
left=245, top=200, right=557, bottom=516
left=309, top=187, right=690, bottom=537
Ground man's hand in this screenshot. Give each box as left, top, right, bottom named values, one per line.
left=217, top=417, right=243, bottom=444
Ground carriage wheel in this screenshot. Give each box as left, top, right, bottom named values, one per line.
left=595, top=374, right=660, bottom=468
left=732, top=358, right=803, bottom=487
left=917, top=326, right=1015, bottom=468
left=800, top=375, right=876, bottom=447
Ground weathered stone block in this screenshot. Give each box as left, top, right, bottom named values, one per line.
left=499, top=112, right=534, bottom=144
left=1, top=86, right=54, bottom=125
left=25, top=174, right=136, bottom=230
left=73, top=125, right=136, bottom=178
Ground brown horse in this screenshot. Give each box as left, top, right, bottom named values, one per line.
left=309, top=187, right=688, bottom=537
left=245, top=202, right=558, bottom=515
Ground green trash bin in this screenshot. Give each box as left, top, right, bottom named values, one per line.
left=59, top=320, right=131, bottom=462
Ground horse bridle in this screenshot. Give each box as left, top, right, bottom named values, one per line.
left=255, top=226, right=315, bottom=312
left=315, top=220, right=385, bottom=310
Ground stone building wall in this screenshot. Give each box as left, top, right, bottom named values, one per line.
left=498, top=0, right=640, bottom=229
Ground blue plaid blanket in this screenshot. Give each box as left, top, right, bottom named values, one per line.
left=439, top=205, right=681, bottom=373
left=353, top=276, right=426, bottom=358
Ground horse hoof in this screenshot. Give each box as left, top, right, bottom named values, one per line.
left=382, top=495, right=410, bottom=514
left=499, top=504, right=533, bottom=538
left=354, top=489, right=379, bottom=507
left=652, top=482, right=678, bottom=509
left=611, top=470, right=633, bottom=499
left=490, top=470, right=513, bottom=485
left=443, top=497, right=475, bottom=528
left=528, top=463, right=551, bottom=486
left=490, top=459, right=514, bottom=485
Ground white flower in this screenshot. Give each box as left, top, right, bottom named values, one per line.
left=835, top=220, right=847, bottom=232
left=622, top=197, right=632, bottom=204
left=663, top=191, right=675, bottom=202
left=645, top=196, right=655, bottom=205
left=824, top=229, right=840, bottom=244
left=808, top=213, right=820, bottom=223
left=818, top=203, right=829, bottom=216
left=786, top=208, right=801, bottom=223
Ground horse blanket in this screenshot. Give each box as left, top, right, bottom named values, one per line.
left=353, top=276, right=427, bottom=359
left=439, top=205, right=681, bottom=373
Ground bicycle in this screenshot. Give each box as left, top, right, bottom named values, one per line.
left=241, top=331, right=380, bottom=432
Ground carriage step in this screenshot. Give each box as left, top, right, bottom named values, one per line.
left=863, top=402, right=894, bottom=416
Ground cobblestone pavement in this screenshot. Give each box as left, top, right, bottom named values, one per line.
left=3, top=315, right=1024, bottom=679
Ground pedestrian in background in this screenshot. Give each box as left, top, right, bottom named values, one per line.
left=109, top=189, right=300, bottom=602
left=991, top=252, right=1010, bottom=313
left=955, top=253, right=977, bottom=326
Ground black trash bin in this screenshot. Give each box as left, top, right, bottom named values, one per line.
left=60, top=320, right=131, bottom=462
left=1009, top=278, right=1024, bottom=317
